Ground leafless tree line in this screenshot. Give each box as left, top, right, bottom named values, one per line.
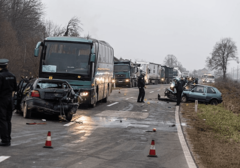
left=163, top=54, right=187, bottom=72
left=0, top=0, right=83, bottom=81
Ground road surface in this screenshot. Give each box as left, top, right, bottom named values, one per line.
left=0, top=84, right=189, bottom=168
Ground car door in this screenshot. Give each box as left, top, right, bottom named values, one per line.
left=206, top=87, right=217, bottom=103
left=188, top=86, right=206, bottom=102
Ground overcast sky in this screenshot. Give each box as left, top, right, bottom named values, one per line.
left=41, top=0, right=240, bottom=72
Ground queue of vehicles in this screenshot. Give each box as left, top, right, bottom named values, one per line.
left=13, top=36, right=219, bottom=120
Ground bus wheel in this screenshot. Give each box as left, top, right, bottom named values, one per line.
left=102, top=88, right=108, bottom=103
left=90, top=92, right=97, bottom=108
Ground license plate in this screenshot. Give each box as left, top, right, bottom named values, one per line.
left=118, top=81, right=123, bottom=82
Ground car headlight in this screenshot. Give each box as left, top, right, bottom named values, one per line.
left=161, top=78, right=164, bottom=81
left=170, top=83, right=174, bottom=88
left=112, top=79, right=115, bottom=83
left=80, top=92, right=89, bottom=96
left=126, top=79, right=129, bottom=82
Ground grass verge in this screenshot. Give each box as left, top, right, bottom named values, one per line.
left=181, top=103, right=240, bottom=168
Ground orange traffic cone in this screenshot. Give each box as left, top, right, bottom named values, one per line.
left=148, top=140, right=157, bottom=157
left=43, top=131, right=53, bottom=148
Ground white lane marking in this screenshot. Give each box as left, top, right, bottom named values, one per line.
left=149, top=91, right=154, bottom=93
left=157, top=89, right=160, bottom=91
left=107, top=102, right=119, bottom=107
left=63, top=122, right=75, bottom=126
left=175, top=106, right=197, bottom=168
left=0, top=156, right=10, bottom=163
left=130, top=97, right=134, bottom=98
left=126, top=98, right=129, bottom=100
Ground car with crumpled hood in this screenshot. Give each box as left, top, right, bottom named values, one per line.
left=14, top=78, right=81, bottom=121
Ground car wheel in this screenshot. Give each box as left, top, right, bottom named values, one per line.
left=23, top=102, right=31, bottom=119
left=210, top=99, right=218, bottom=105
left=65, top=111, right=73, bottom=121
left=181, top=95, right=187, bottom=103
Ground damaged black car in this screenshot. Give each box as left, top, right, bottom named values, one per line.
left=14, top=77, right=81, bottom=121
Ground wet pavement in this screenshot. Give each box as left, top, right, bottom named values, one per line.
left=0, top=84, right=189, bottom=168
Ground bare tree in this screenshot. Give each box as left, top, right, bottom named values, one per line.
left=206, top=38, right=238, bottom=79
left=44, top=20, right=65, bottom=37
left=3, top=0, right=44, bottom=40
left=163, top=55, right=178, bottom=67
left=63, top=16, right=83, bottom=37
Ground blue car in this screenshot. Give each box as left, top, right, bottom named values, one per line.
left=181, top=84, right=222, bottom=105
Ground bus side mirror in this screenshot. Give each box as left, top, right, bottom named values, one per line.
left=90, top=54, right=96, bottom=62
left=34, top=41, right=42, bottom=57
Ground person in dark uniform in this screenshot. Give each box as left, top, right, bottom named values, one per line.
left=137, top=71, right=146, bottom=103
left=174, top=78, right=183, bottom=106
left=0, top=59, right=17, bottom=146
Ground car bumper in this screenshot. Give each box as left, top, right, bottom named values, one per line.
left=26, top=98, right=78, bottom=115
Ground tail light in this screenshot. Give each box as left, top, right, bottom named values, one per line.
left=31, top=90, right=40, bottom=97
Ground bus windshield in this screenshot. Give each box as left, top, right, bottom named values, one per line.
left=207, top=76, right=214, bottom=79
left=114, top=65, right=129, bottom=72
left=42, top=42, right=91, bottom=75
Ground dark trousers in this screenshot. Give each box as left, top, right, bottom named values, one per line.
left=177, top=91, right=183, bottom=105
left=0, top=97, right=13, bottom=143
left=137, top=87, right=145, bottom=102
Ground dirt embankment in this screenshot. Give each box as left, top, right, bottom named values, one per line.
left=180, top=80, right=240, bottom=168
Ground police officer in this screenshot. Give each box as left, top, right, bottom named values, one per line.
left=0, top=59, right=17, bottom=146
left=137, top=71, right=146, bottom=103
left=174, top=78, right=183, bottom=106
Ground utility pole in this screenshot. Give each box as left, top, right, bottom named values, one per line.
left=237, top=66, right=238, bottom=81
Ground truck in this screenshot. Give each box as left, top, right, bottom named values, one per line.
left=161, top=66, right=173, bottom=84
left=182, top=71, right=189, bottom=78
left=148, top=62, right=161, bottom=84
left=113, top=61, right=138, bottom=87
left=136, top=61, right=162, bottom=85
left=173, top=67, right=181, bottom=78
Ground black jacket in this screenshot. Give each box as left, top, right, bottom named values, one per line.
left=0, top=68, right=17, bottom=99
left=137, top=75, right=145, bottom=88
left=175, top=80, right=183, bottom=92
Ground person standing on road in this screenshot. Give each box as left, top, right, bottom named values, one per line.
left=137, top=71, right=146, bottom=103
left=174, top=78, right=183, bottom=106
left=0, top=59, right=17, bottom=146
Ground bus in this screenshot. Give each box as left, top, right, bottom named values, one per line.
left=34, top=36, right=114, bottom=107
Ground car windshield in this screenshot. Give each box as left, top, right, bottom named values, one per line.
left=37, top=81, right=69, bottom=89
left=114, top=65, right=129, bottom=72
left=42, top=42, right=91, bottom=75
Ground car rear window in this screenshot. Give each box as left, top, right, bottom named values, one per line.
left=37, top=81, right=69, bottom=89
left=207, top=87, right=216, bottom=93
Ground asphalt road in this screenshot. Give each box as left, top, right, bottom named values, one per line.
left=0, top=84, right=189, bottom=168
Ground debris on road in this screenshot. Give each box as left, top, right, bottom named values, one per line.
left=26, top=122, right=46, bottom=125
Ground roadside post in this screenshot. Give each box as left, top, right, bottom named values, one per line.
left=195, top=100, right=198, bottom=112
left=114, top=81, right=116, bottom=88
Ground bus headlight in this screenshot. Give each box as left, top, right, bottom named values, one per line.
left=112, top=79, right=115, bottom=83
left=80, top=92, right=89, bottom=96
left=126, top=79, right=129, bottom=82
